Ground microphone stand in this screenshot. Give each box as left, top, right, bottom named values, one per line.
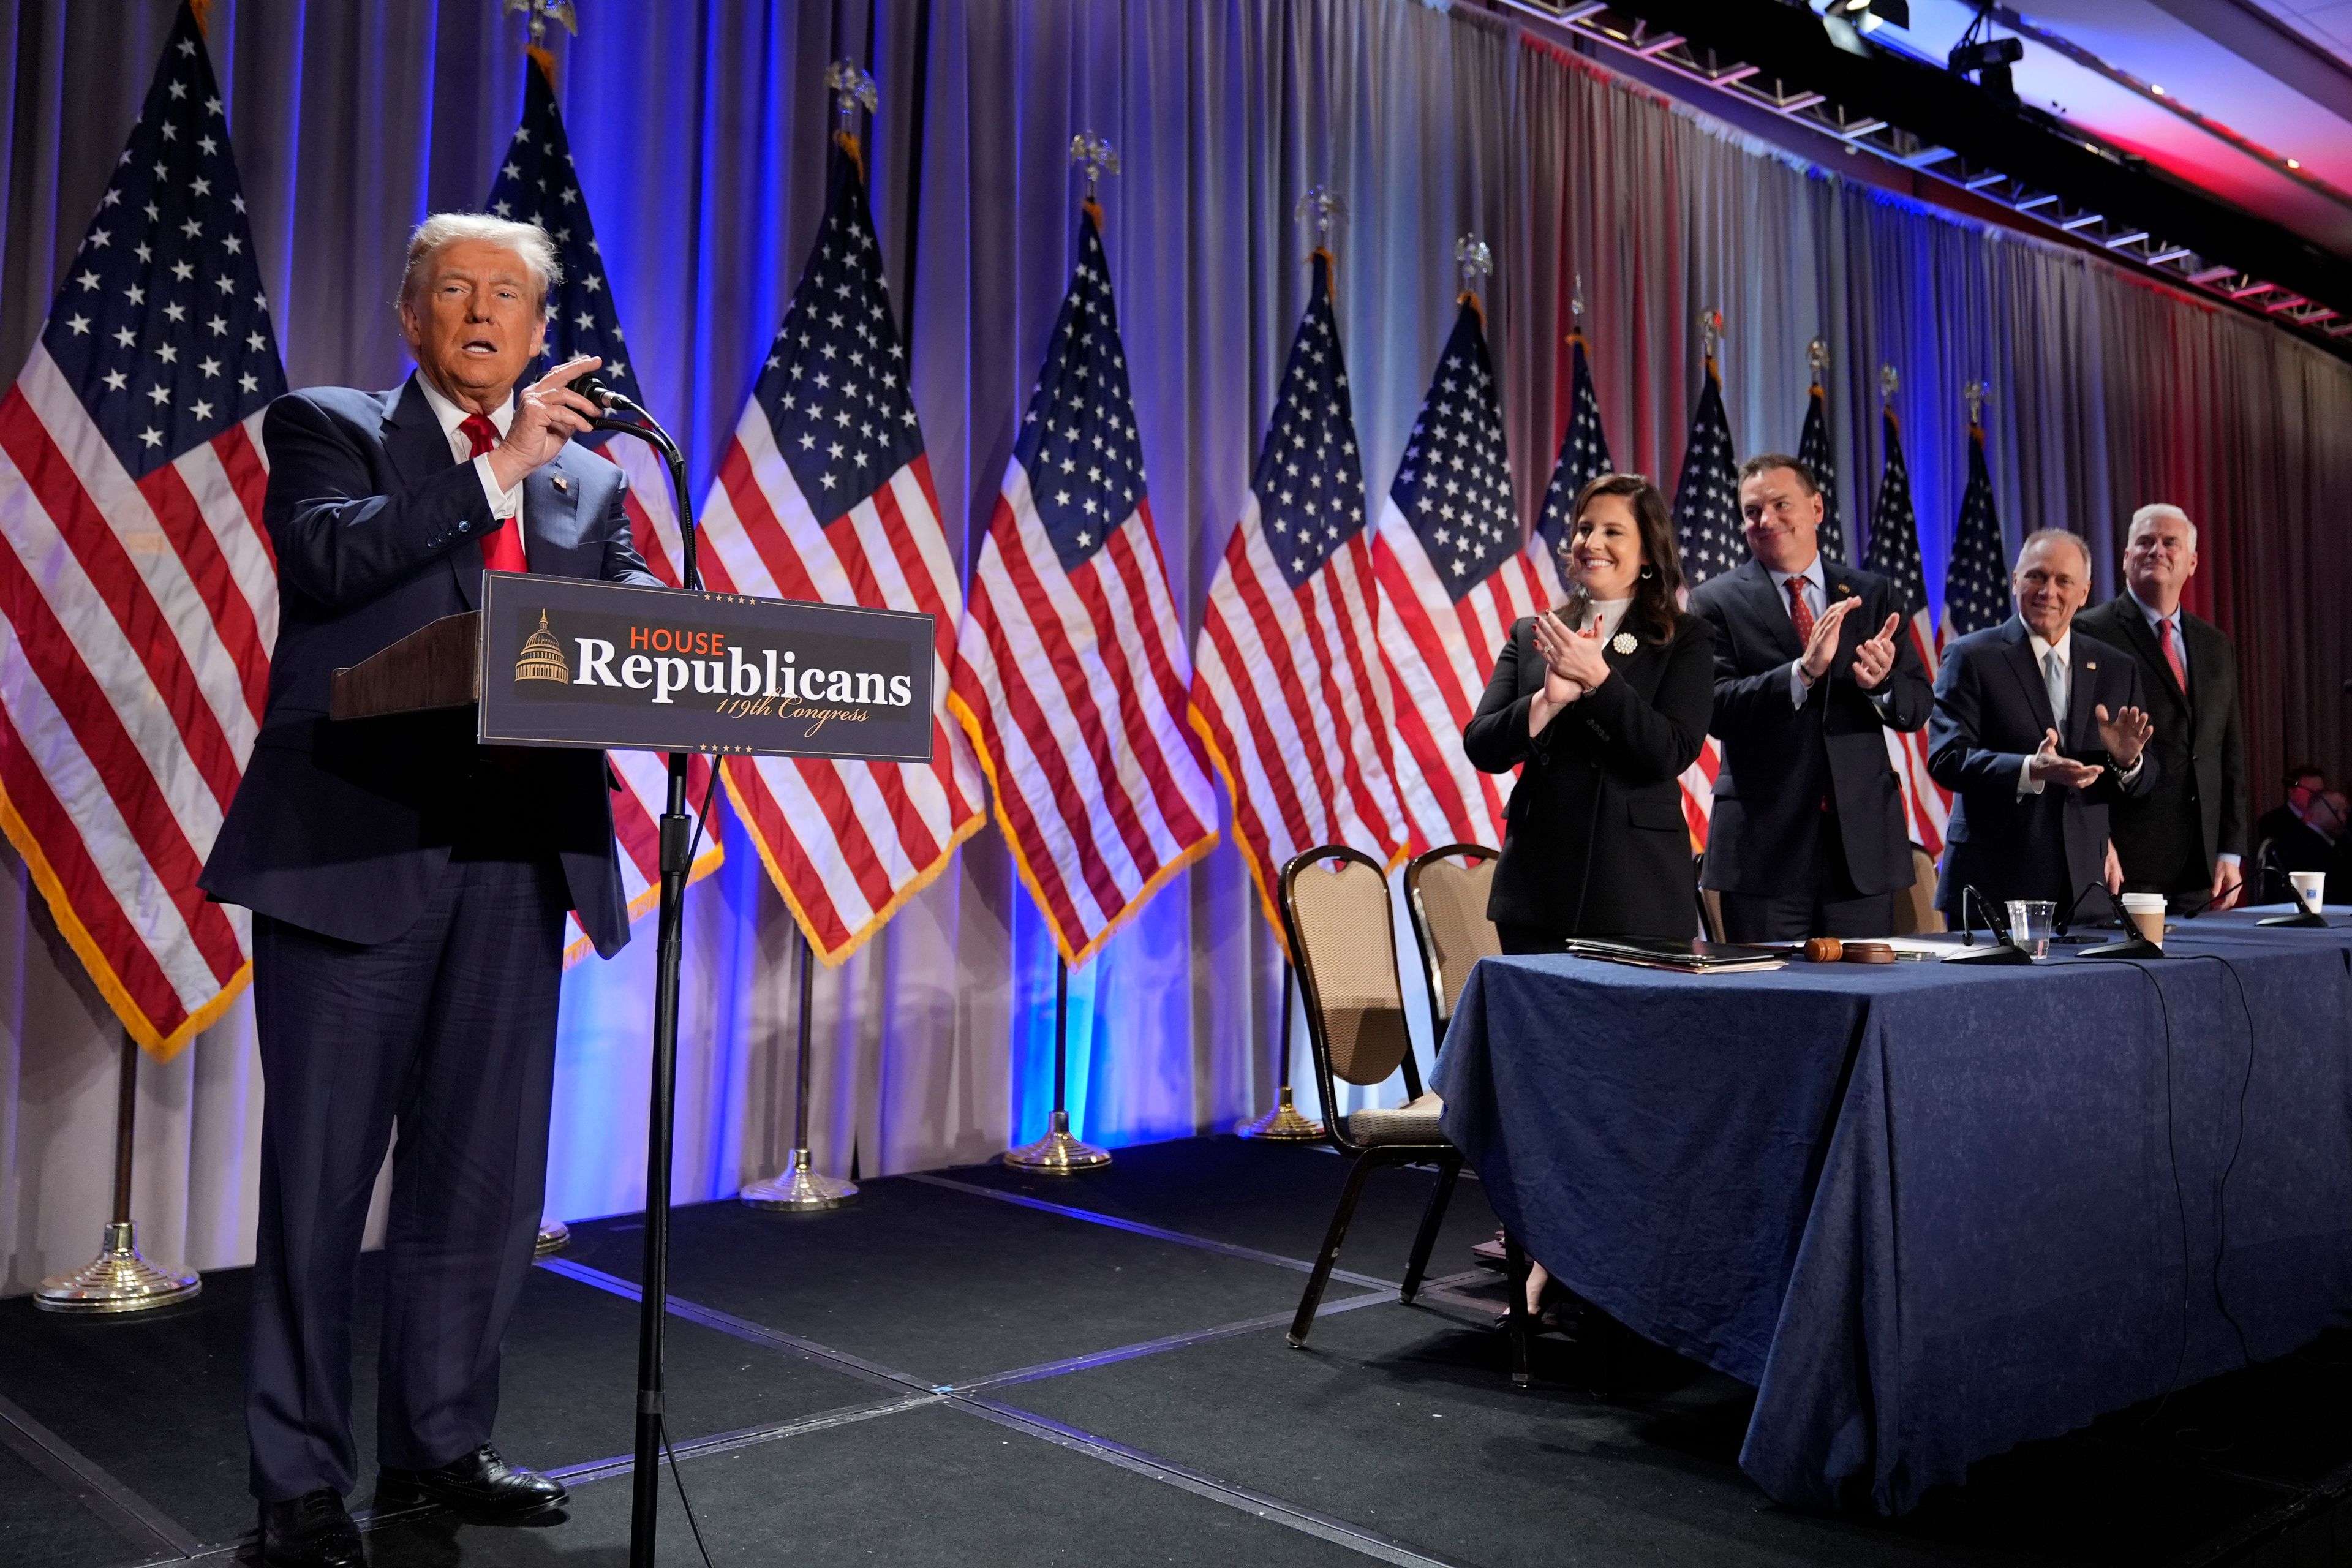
left=2075, top=883, right=2166, bottom=960
left=584, top=381, right=702, bottom=1568
left=1946, top=885, right=2034, bottom=964
left=2255, top=843, right=2330, bottom=928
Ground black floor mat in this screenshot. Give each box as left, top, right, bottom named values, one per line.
left=557, top=1174, right=1341, bottom=1386
left=1008, top=1293, right=2299, bottom=1568
left=0, top=1257, right=878, bottom=1548
left=358, top=1400, right=1378, bottom=1568
left=0, top=1441, right=145, bottom=1568
left=941, top=1134, right=1499, bottom=1275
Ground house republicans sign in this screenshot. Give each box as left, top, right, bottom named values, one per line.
left=478, top=572, right=937, bottom=763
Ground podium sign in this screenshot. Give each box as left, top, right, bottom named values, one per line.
left=477, top=573, right=936, bottom=761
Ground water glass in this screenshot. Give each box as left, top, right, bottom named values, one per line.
left=2005, top=899, right=2057, bottom=959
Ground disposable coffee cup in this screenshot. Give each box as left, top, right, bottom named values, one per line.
left=2120, top=892, right=2166, bottom=945
left=2290, top=870, right=2327, bottom=912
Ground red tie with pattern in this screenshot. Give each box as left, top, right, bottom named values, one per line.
left=459, top=413, right=528, bottom=574
left=1786, top=575, right=1815, bottom=644
left=2158, top=618, right=2186, bottom=693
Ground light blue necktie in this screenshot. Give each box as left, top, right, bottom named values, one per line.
left=2043, top=648, right=2067, bottom=733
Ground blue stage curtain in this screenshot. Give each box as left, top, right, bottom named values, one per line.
left=3, top=0, right=2348, bottom=1284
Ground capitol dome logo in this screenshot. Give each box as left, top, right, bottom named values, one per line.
left=514, top=609, right=572, bottom=685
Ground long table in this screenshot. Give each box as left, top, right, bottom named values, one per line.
left=1431, top=912, right=2352, bottom=1513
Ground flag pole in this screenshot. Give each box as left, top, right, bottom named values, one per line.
left=1237, top=961, right=1324, bottom=1140
left=33, top=1033, right=200, bottom=1313
left=742, top=927, right=859, bottom=1208
left=1006, top=951, right=1112, bottom=1170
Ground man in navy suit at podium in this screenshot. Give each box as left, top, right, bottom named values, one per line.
left=200, top=214, right=658, bottom=1567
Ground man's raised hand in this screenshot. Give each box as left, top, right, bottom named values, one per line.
left=2027, top=727, right=2103, bottom=790
left=1849, top=614, right=1901, bottom=690
left=1799, top=597, right=1861, bottom=681
left=484, top=356, right=604, bottom=492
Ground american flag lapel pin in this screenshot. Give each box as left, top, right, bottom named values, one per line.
left=2084, top=660, right=2096, bottom=671
left=551, top=473, right=570, bottom=494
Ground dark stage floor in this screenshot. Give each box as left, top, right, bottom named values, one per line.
left=3, top=1136, right=2349, bottom=1567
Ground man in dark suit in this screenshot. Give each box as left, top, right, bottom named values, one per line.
left=1929, top=529, right=2157, bottom=919
left=1691, top=454, right=1933, bottom=941
left=2256, top=764, right=2326, bottom=854
left=200, top=215, right=657, bottom=1567
left=2075, top=504, right=2247, bottom=913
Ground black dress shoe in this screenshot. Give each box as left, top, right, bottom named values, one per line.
left=378, top=1444, right=567, bottom=1521
left=258, top=1488, right=364, bottom=1567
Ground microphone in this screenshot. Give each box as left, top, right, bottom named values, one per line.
left=1947, top=885, right=2034, bottom=964
left=565, top=369, right=701, bottom=594
left=2054, top=879, right=2111, bottom=940
left=2075, top=881, right=2167, bottom=960
left=2255, top=841, right=2329, bottom=927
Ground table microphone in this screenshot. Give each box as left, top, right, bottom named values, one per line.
left=2255, top=842, right=2329, bottom=928
left=1947, top=885, right=2033, bottom=964
left=2076, top=883, right=2166, bottom=960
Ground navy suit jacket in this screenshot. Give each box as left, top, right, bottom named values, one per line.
left=200, top=377, right=660, bottom=956
left=1689, top=557, right=1931, bottom=897
left=1927, top=616, right=2158, bottom=914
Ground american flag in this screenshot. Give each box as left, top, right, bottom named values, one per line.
left=948, top=206, right=1216, bottom=965
left=1942, top=421, right=2008, bottom=638
left=1668, top=356, right=1742, bottom=847
left=0, top=4, right=281, bottom=1057
left=1796, top=382, right=1846, bottom=563
left=487, top=54, right=721, bottom=962
left=1373, top=298, right=1549, bottom=854
left=1529, top=330, right=1612, bottom=603
left=1861, top=406, right=1949, bottom=855
left=701, top=140, right=984, bottom=964
left=1189, top=252, right=1405, bottom=943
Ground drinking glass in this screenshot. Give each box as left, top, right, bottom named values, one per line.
left=2005, top=899, right=2057, bottom=959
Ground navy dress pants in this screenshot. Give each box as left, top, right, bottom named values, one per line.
left=246, top=854, right=568, bottom=1504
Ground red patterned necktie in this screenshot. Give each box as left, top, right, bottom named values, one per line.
left=1786, top=575, right=1815, bottom=644
left=2158, top=617, right=2186, bottom=692
left=459, top=413, right=528, bottom=574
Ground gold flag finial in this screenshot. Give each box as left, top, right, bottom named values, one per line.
left=1879, top=363, right=1900, bottom=403
left=1571, top=273, right=1586, bottom=326
left=825, top=59, right=878, bottom=171
left=1698, top=307, right=1724, bottom=360
left=1069, top=132, right=1120, bottom=203
left=1964, top=379, right=1987, bottom=426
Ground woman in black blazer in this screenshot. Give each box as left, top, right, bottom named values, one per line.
left=1463, top=472, right=1715, bottom=952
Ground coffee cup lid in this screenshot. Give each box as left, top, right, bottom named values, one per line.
left=2120, top=892, right=2166, bottom=909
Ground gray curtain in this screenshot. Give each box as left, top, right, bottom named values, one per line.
left=4, top=0, right=2346, bottom=1294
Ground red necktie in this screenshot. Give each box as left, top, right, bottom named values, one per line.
left=2158, top=617, right=2186, bottom=692
left=460, top=413, right=528, bottom=574
left=1786, top=576, right=1815, bottom=644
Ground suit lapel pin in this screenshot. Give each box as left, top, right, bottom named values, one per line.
left=2084, top=660, right=2096, bottom=672
left=551, top=473, right=570, bottom=494
left=1611, top=631, right=1637, bottom=655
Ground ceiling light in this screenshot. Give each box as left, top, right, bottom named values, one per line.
left=2150, top=85, right=2165, bottom=96
left=2288, top=158, right=2301, bottom=169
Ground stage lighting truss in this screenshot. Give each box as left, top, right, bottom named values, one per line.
left=1498, top=1, right=2352, bottom=345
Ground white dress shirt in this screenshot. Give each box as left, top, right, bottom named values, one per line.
left=413, top=372, right=526, bottom=559
left=2018, top=626, right=2143, bottom=795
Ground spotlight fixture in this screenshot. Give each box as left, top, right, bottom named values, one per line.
left=1837, top=0, right=1910, bottom=29
left=1949, top=31, right=2023, bottom=104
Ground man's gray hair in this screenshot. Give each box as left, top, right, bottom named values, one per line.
left=2128, top=502, right=2198, bottom=551
left=2014, top=526, right=2093, bottom=575
left=398, top=213, right=561, bottom=311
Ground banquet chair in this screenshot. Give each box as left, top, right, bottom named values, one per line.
left=1281, top=847, right=1532, bottom=1379
left=1402, top=843, right=1498, bottom=1047
left=1892, top=845, right=1945, bottom=935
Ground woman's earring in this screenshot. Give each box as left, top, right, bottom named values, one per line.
left=1640, top=565, right=1657, bottom=579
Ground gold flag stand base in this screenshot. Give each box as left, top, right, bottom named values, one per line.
left=34, top=1221, right=200, bottom=1314
left=1238, top=1085, right=1325, bottom=1142
left=535, top=1219, right=571, bottom=1258
left=742, top=1148, right=859, bottom=1210
left=1005, top=1109, right=1111, bottom=1174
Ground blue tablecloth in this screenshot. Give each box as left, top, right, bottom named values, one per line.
left=1433, top=915, right=2352, bottom=1513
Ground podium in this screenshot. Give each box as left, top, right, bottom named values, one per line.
left=332, top=571, right=937, bottom=1566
